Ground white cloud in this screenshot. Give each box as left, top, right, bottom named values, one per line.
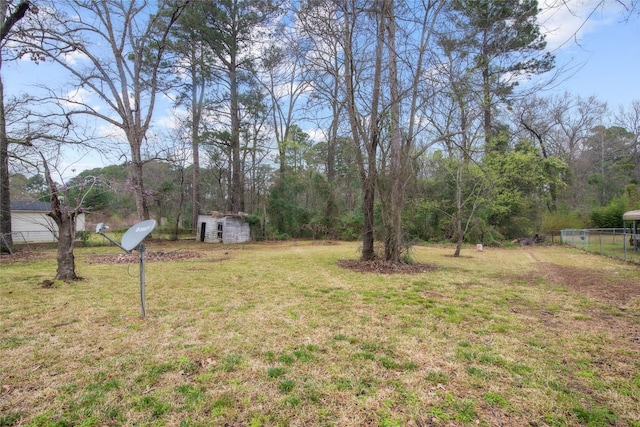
left=305, top=127, right=326, bottom=143
left=155, top=108, right=188, bottom=131
left=62, top=49, right=88, bottom=66
left=60, top=87, right=93, bottom=107
left=538, top=0, right=628, bottom=52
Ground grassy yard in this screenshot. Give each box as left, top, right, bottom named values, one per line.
left=560, top=231, right=640, bottom=264
left=1, top=241, right=639, bottom=426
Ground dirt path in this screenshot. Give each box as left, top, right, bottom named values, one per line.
left=522, top=249, right=640, bottom=307
left=517, top=250, right=640, bottom=384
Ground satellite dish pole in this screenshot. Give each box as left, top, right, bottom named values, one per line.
left=139, top=242, right=147, bottom=317
left=96, top=220, right=156, bottom=317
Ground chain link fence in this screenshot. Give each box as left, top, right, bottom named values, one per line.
left=561, top=228, right=640, bottom=264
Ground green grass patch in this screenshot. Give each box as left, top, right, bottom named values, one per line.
left=1, top=242, right=639, bottom=425
left=425, top=370, right=449, bottom=385
left=0, top=412, right=23, bottom=427
left=484, top=392, right=509, bottom=408
left=133, top=394, right=171, bottom=419
left=278, top=379, right=296, bottom=394
left=573, top=405, right=618, bottom=426
left=267, top=367, right=286, bottom=378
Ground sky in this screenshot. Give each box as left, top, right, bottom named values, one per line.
left=535, top=0, right=640, bottom=109
left=3, top=0, right=639, bottom=178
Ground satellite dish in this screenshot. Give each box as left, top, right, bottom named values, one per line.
left=121, top=219, right=156, bottom=252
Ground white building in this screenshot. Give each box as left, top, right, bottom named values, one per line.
left=9, top=201, right=86, bottom=243
left=197, top=212, right=251, bottom=244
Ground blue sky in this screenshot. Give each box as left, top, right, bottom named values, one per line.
left=555, top=21, right=640, bottom=108
left=4, top=2, right=637, bottom=106
left=3, top=1, right=639, bottom=178
left=535, top=0, right=640, bottom=109
left=5, top=2, right=637, bottom=107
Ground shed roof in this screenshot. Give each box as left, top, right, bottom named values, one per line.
left=10, top=201, right=51, bottom=212
left=623, top=210, right=640, bottom=221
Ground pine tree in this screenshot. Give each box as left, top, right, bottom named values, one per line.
left=446, top=0, right=554, bottom=146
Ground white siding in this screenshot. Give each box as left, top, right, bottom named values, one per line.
left=222, top=217, right=251, bottom=244
left=197, top=215, right=251, bottom=244
left=11, top=211, right=86, bottom=243
left=197, top=216, right=221, bottom=243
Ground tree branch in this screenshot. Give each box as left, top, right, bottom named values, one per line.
left=0, top=1, right=30, bottom=42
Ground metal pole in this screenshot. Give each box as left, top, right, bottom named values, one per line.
left=624, top=221, right=627, bottom=261
left=139, top=243, right=146, bottom=318
left=599, top=231, right=602, bottom=255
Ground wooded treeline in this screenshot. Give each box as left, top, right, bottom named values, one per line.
left=2, top=0, right=640, bottom=262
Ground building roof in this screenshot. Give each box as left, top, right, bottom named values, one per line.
left=10, top=201, right=52, bottom=212
left=623, top=210, right=640, bottom=221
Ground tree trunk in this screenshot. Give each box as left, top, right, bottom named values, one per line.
left=192, top=133, right=200, bottom=227
left=453, top=76, right=469, bottom=258
left=54, top=206, right=78, bottom=281
left=174, top=168, right=185, bottom=239
left=325, top=110, right=337, bottom=237
left=361, top=174, right=376, bottom=261
left=191, top=53, right=203, bottom=229
left=41, top=156, right=78, bottom=281
left=482, top=57, right=492, bottom=147
left=342, top=0, right=382, bottom=262
left=386, top=0, right=403, bottom=263
left=0, top=56, right=11, bottom=253
left=453, top=161, right=463, bottom=257
left=0, top=0, right=31, bottom=253
left=128, top=157, right=149, bottom=221
left=229, top=51, right=243, bottom=214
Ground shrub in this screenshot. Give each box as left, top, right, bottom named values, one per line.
left=542, top=210, right=586, bottom=233
left=591, top=199, right=627, bottom=228
left=337, top=211, right=363, bottom=241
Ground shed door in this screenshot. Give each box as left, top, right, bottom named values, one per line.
left=200, top=222, right=206, bottom=242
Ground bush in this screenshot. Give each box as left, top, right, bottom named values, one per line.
left=542, top=210, right=587, bottom=233
left=245, top=214, right=264, bottom=240
left=337, top=211, right=363, bottom=241
left=591, top=200, right=627, bottom=228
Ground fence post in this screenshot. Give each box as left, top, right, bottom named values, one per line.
left=599, top=231, right=602, bottom=255
left=624, top=222, right=627, bottom=262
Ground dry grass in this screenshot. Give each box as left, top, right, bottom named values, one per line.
left=1, top=241, right=639, bottom=426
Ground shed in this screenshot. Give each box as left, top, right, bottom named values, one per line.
left=10, top=201, right=86, bottom=243
left=197, top=212, right=251, bottom=244
left=623, top=209, right=640, bottom=253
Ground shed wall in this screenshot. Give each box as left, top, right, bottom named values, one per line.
left=222, top=217, right=251, bottom=244
left=197, top=216, right=221, bottom=243
left=197, top=215, right=250, bottom=244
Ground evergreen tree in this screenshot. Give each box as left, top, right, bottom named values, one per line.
left=185, top=0, right=282, bottom=213
left=445, top=0, right=554, bottom=145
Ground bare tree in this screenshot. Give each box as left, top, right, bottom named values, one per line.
left=340, top=0, right=384, bottom=261
left=9, top=96, right=96, bottom=280
left=259, top=40, right=310, bottom=178
left=310, top=0, right=444, bottom=261
left=516, top=95, right=565, bottom=211
left=615, top=100, right=640, bottom=184
left=16, top=0, right=187, bottom=221
left=40, top=155, right=83, bottom=280
left=297, top=0, right=347, bottom=235
left=380, top=0, right=444, bottom=262
left=0, top=0, right=33, bottom=253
